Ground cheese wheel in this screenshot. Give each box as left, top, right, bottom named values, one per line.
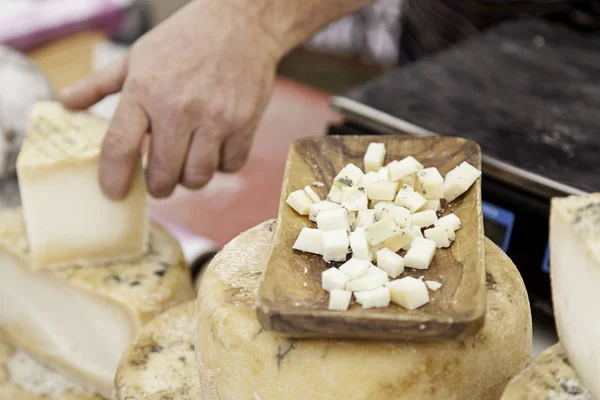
left=196, top=220, right=532, bottom=400
left=115, top=301, right=202, bottom=400
left=501, top=343, right=593, bottom=400
left=0, top=330, right=102, bottom=400
left=0, top=208, right=195, bottom=397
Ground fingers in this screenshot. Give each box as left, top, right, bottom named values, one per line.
left=60, top=57, right=128, bottom=109
left=219, top=129, right=253, bottom=173
left=180, top=127, right=221, bottom=190
left=99, top=91, right=149, bottom=200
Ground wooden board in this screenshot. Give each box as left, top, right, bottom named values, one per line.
left=257, top=135, right=485, bottom=340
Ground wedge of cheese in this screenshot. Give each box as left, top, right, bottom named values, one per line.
left=0, top=208, right=195, bottom=398
left=17, top=101, right=148, bottom=269
left=115, top=301, right=201, bottom=400
left=550, top=194, right=600, bottom=399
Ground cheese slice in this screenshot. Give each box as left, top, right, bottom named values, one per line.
left=0, top=208, right=195, bottom=398
left=16, top=101, right=148, bottom=269
left=550, top=194, right=600, bottom=399
left=114, top=301, right=201, bottom=400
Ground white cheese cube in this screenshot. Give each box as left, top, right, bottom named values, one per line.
left=404, top=238, right=437, bottom=270
left=420, top=199, right=441, bottom=212
left=354, top=287, right=391, bottom=309
left=364, top=143, right=386, bottom=172
left=367, top=180, right=398, bottom=201
left=444, top=161, right=482, bottom=202
left=377, top=166, right=390, bottom=180
left=346, top=269, right=389, bottom=292
left=395, top=185, right=427, bottom=213
left=304, top=185, right=322, bottom=203
left=286, top=190, right=314, bottom=215
left=355, top=209, right=376, bottom=228
left=374, top=202, right=411, bottom=228
left=410, top=210, right=438, bottom=228
left=388, top=156, right=424, bottom=181
left=339, top=257, right=370, bottom=279
left=400, top=173, right=416, bottom=188
left=435, top=213, right=461, bottom=241
left=322, top=230, right=349, bottom=262
left=365, top=217, right=400, bottom=247
left=411, top=225, right=424, bottom=239
left=425, top=280, right=442, bottom=291
left=341, top=187, right=368, bottom=211
left=383, top=228, right=414, bottom=253
left=386, top=277, right=430, bottom=310
left=424, top=226, right=452, bottom=248
left=327, top=185, right=343, bottom=204
left=376, top=248, right=405, bottom=278
left=293, top=228, right=323, bottom=255
left=309, top=200, right=341, bottom=222
left=349, top=228, right=371, bottom=261
left=328, top=289, right=352, bottom=311
left=416, top=167, right=444, bottom=200
left=334, top=163, right=364, bottom=187
left=17, top=102, right=148, bottom=269
left=322, top=267, right=351, bottom=291
left=317, top=208, right=350, bottom=232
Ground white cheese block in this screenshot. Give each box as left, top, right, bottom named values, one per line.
left=387, top=276, right=430, bottom=310
left=286, top=189, right=314, bottom=216
left=303, top=185, right=322, bottom=203
left=349, top=228, right=370, bottom=261
left=376, top=248, right=404, bottom=278
left=292, top=228, right=323, bottom=255
left=410, top=210, right=438, bottom=228
left=341, top=187, right=368, bottom=211
left=374, top=201, right=411, bottom=228
left=322, top=230, right=349, bottom=262
left=114, top=301, right=201, bottom=400
left=316, top=207, right=349, bottom=231
left=444, top=161, right=482, bottom=202
left=327, top=185, right=343, bottom=204
left=16, top=101, right=148, bottom=270
left=363, top=143, right=386, bottom=172
left=358, top=171, right=382, bottom=189
left=346, top=269, right=388, bottom=292
left=309, top=200, right=341, bottom=222
left=404, top=237, right=437, bottom=270
left=355, top=209, right=376, bottom=228
left=383, top=228, right=413, bottom=253
left=425, top=280, right=442, bottom=291
left=550, top=194, right=600, bottom=399
left=365, top=217, right=400, bottom=247
left=420, top=199, right=441, bottom=211
left=0, top=208, right=195, bottom=398
left=367, top=180, right=398, bottom=201
left=388, top=156, right=423, bottom=181
left=322, top=267, right=351, bottom=291
left=394, top=184, right=427, bottom=213
left=196, top=220, right=533, bottom=400
left=415, top=167, right=444, bottom=200
left=333, top=163, right=364, bottom=187
left=328, top=289, right=353, bottom=311
left=354, top=287, right=391, bottom=309
left=339, top=257, right=370, bottom=279
left=424, top=226, right=452, bottom=248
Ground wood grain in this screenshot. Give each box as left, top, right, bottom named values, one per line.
left=257, top=135, right=485, bottom=341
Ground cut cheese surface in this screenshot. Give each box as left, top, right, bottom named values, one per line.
left=0, top=208, right=195, bottom=398
left=551, top=194, right=600, bottom=399
left=17, top=101, right=148, bottom=269
left=196, top=220, right=532, bottom=400
left=115, top=301, right=201, bottom=400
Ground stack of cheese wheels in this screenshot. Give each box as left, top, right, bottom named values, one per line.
left=195, top=220, right=532, bottom=400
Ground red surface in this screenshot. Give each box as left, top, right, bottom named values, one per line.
left=149, top=77, right=341, bottom=246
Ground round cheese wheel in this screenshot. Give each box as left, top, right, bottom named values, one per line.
left=196, top=220, right=532, bottom=400
left=501, top=343, right=593, bottom=400
left=0, top=330, right=102, bottom=400
left=115, top=301, right=202, bottom=400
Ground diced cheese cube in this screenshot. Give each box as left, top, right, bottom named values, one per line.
left=346, top=269, right=389, bottom=292
left=410, top=210, right=438, bottom=228
left=317, top=208, right=350, bottom=231
left=341, top=187, right=368, bottom=211
left=358, top=171, right=382, bottom=189
left=322, top=267, right=351, bottom=291
left=309, top=200, right=341, bottom=222
left=374, top=202, right=411, bottom=228
left=376, top=248, right=405, bottom=278
left=395, top=184, right=427, bottom=213
left=383, top=228, right=414, bottom=252
left=400, top=173, right=416, bottom=188
left=293, top=228, right=323, bottom=255
left=411, top=225, right=424, bottom=239
left=304, top=185, right=322, bottom=203
left=322, top=230, right=349, bottom=262
left=404, top=238, right=437, bottom=270
left=420, top=199, right=441, bottom=212
left=334, top=163, right=364, bottom=187
left=365, top=217, right=400, bottom=247
left=416, top=167, right=444, bottom=200
left=339, top=257, right=370, bottom=279
left=435, top=213, right=461, bottom=241
left=388, top=156, right=424, bottom=181
left=444, top=161, right=482, bottom=202
left=424, top=226, right=452, bottom=248
left=377, top=166, right=390, bottom=181
left=355, top=209, right=376, bottom=228
left=349, top=228, right=371, bottom=261
left=328, top=289, right=352, bottom=311
left=364, top=143, right=386, bottom=172
left=425, top=280, right=442, bottom=291
left=286, top=190, right=314, bottom=215
left=354, top=287, right=391, bottom=309
left=387, top=277, right=430, bottom=310
left=367, top=180, right=398, bottom=201
left=327, top=185, right=343, bottom=204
